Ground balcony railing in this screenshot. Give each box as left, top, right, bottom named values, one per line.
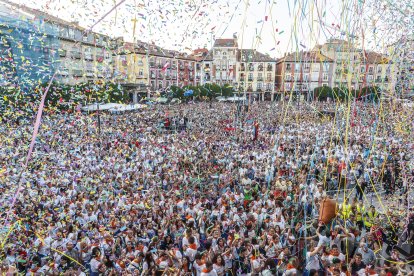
left=59, top=49, right=67, bottom=57
left=257, top=78, right=263, bottom=81
left=84, top=54, right=93, bottom=61
left=248, top=78, right=253, bottom=81
left=71, top=51, right=81, bottom=59
left=72, top=69, right=83, bottom=77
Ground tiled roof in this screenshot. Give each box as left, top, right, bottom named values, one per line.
left=363, top=51, right=389, bottom=64
left=278, top=51, right=333, bottom=63
left=214, top=38, right=238, bottom=48
left=238, top=49, right=276, bottom=62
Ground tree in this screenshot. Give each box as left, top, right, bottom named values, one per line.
left=314, top=86, right=333, bottom=101
left=222, top=84, right=234, bottom=97
left=170, top=85, right=184, bottom=99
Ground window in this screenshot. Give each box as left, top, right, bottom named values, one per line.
left=286, top=63, right=291, bottom=70
left=377, top=66, right=382, bottom=73
left=257, top=73, right=263, bottom=81
left=120, top=55, right=127, bottom=67
left=323, top=73, right=328, bottom=81
left=323, top=83, right=327, bottom=87
left=312, top=64, right=320, bottom=72
left=139, top=69, right=143, bottom=76
left=304, top=63, right=310, bottom=71
left=285, top=74, right=291, bottom=81
left=267, top=63, right=273, bottom=71
left=258, top=63, right=264, bottom=71
left=249, top=63, right=254, bottom=71
left=248, top=73, right=253, bottom=81
left=294, top=63, right=300, bottom=72
left=368, top=67, right=373, bottom=74
left=68, top=28, right=75, bottom=39
left=257, top=82, right=263, bottom=90
left=304, top=74, right=309, bottom=81
left=266, top=83, right=272, bottom=91
left=267, top=73, right=272, bottom=82
left=360, top=66, right=365, bottom=73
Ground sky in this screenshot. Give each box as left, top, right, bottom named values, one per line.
left=7, top=0, right=410, bottom=58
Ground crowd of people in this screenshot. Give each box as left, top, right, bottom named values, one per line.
left=0, top=100, right=413, bottom=275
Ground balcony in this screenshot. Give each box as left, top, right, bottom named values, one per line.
left=166, top=75, right=171, bottom=80
left=84, top=54, right=93, bottom=61
left=59, top=69, right=69, bottom=76
left=59, top=49, right=67, bottom=57
left=72, top=69, right=83, bottom=77
left=71, top=51, right=81, bottom=59
left=248, top=78, right=253, bottom=82
left=149, top=62, right=155, bottom=68
left=257, top=78, right=263, bottom=82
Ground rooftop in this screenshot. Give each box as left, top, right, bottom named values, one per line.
left=213, top=38, right=238, bottom=48
left=278, top=51, right=333, bottom=63
left=238, top=49, right=276, bottom=62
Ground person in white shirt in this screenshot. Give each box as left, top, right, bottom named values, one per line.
left=200, top=261, right=218, bottom=276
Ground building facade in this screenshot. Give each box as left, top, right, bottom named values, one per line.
left=210, top=38, right=238, bottom=85
left=236, top=49, right=276, bottom=101
left=276, top=51, right=334, bottom=100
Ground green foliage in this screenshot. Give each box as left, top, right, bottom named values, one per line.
left=0, top=81, right=127, bottom=116
left=222, top=84, right=235, bottom=97
left=314, top=85, right=382, bottom=102
left=314, top=86, right=333, bottom=101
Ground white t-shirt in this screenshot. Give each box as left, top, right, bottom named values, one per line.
left=305, top=252, right=320, bottom=271
left=201, top=269, right=218, bottom=276
left=90, top=258, right=101, bottom=273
